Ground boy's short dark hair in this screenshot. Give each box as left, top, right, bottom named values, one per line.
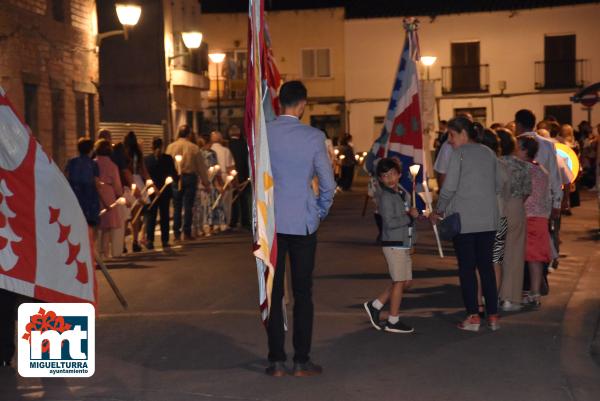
left=279, top=80, right=307, bottom=108
left=376, top=157, right=402, bottom=178
left=518, top=136, right=539, bottom=160
left=77, top=137, right=94, bottom=155
left=515, top=109, right=536, bottom=131
left=152, top=137, right=163, bottom=150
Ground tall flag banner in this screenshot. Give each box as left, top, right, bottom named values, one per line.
left=0, top=87, right=96, bottom=304
left=366, top=19, right=424, bottom=196
left=245, top=0, right=279, bottom=324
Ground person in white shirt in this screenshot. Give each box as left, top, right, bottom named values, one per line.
left=515, top=110, right=562, bottom=218
left=210, top=131, right=236, bottom=230
left=433, top=140, right=453, bottom=189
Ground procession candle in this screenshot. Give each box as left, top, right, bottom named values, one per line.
left=355, top=154, right=360, bottom=161
left=145, top=179, right=153, bottom=187
left=147, top=187, right=155, bottom=196
left=334, top=149, right=339, bottom=156
left=165, top=176, right=174, bottom=185
left=409, top=164, right=421, bottom=208
left=339, top=154, right=346, bottom=160
left=174, top=155, right=183, bottom=190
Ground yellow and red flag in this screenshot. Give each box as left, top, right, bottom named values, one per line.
left=244, top=0, right=280, bottom=324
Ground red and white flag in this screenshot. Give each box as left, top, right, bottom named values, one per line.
left=0, top=87, right=96, bottom=304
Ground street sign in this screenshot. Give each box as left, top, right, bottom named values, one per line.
left=581, top=92, right=598, bottom=108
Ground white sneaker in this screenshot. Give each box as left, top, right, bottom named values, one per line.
left=501, top=300, right=522, bottom=312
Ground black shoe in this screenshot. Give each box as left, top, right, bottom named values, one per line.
left=132, top=242, right=142, bottom=252
left=363, top=301, right=382, bottom=331
left=265, top=361, right=287, bottom=377
left=145, top=242, right=154, bottom=250
left=292, top=360, right=322, bottom=377
left=384, top=320, right=414, bottom=334
left=174, top=233, right=181, bottom=242
left=122, top=246, right=128, bottom=254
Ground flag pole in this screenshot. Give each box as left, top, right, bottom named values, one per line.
left=94, top=251, right=128, bottom=309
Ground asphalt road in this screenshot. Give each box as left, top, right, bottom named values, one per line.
left=1, top=184, right=599, bottom=401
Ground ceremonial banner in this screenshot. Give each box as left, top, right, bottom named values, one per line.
left=0, top=87, right=96, bottom=304
left=245, top=0, right=279, bottom=324
left=366, top=19, right=424, bottom=195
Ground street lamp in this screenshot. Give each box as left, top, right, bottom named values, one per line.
left=166, top=31, right=203, bottom=139
left=97, top=3, right=142, bottom=46
left=420, top=56, right=437, bottom=81
left=209, top=52, right=226, bottom=132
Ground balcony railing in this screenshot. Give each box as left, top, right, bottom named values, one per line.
left=441, top=64, right=489, bottom=95
left=535, top=59, right=586, bottom=90
left=209, top=77, right=247, bottom=100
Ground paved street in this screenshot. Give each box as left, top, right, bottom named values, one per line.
left=1, top=182, right=599, bottom=401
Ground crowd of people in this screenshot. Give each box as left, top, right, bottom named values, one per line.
left=64, top=124, right=253, bottom=259
left=426, top=109, right=598, bottom=329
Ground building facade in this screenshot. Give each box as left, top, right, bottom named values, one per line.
left=202, top=1, right=600, bottom=152
left=97, top=0, right=209, bottom=150
left=198, top=7, right=347, bottom=140
left=346, top=2, right=600, bottom=151
left=0, top=0, right=99, bottom=168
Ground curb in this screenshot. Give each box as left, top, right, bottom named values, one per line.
left=560, top=250, right=600, bottom=401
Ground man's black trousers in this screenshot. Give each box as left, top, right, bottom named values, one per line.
left=267, top=232, right=317, bottom=363
left=0, top=289, right=17, bottom=364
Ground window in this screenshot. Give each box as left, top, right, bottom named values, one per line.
left=51, top=89, right=65, bottom=167
left=88, top=94, right=96, bottom=141
left=310, top=114, right=341, bottom=142
left=544, top=105, right=572, bottom=125
left=75, top=92, right=86, bottom=138
left=544, top=35, right=576, bottom=89
left=302, top=49, right=331, bottom=78
left=50, top=0, right=65, bottom=22
left=454, top=107, right=487, bottom=127
left=451, top=42, right=480, bottom=93
left=186, top=110, right=194, bottom=130
left=23, top=83, right=38, bottom=136
left=373, top=116, right=385, bottom=142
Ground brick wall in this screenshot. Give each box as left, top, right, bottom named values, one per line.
left=0, top=0, right=99, bottom=168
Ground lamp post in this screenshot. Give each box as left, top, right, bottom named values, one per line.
left=209, top=52, right=226, bottom=132
left=96, top=3, right=142, bottom=47
left=420, top=56, right=437, bottom=81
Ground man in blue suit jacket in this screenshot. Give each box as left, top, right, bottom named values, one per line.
left=265, top=81, right=336, bottom=377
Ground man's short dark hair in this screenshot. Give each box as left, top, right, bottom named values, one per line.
left=518, top=136, right=539, bottom=160
left=77, top=137, right=94, bottom=155
left=178, top=125, right=191, bottom=138
left=279, top=80, right=307, bottom=108
left=152, top=137, right=163, bottom=150
left=515, top=109, right=536, bottom=131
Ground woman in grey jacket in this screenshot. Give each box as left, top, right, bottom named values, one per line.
left=431, top=117, right=503, bottom=331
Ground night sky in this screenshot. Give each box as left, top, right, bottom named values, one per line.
left=201, top=0, right=600, bottom=18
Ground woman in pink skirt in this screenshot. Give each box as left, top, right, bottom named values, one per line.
left=94, top=139, right=124, bottom=258
left=517, top=136, right=552, bottom=308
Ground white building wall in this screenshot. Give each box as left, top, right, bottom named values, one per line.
left=199, top=8, right=345, bottom=125
left=345, top=3, right=600, bottom=152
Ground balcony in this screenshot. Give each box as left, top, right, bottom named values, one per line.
left=209, top=76, right=247, bottom=100
left=535, top=59, right=587, bottom=90
left=441, top=64, right=489, bottom=95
